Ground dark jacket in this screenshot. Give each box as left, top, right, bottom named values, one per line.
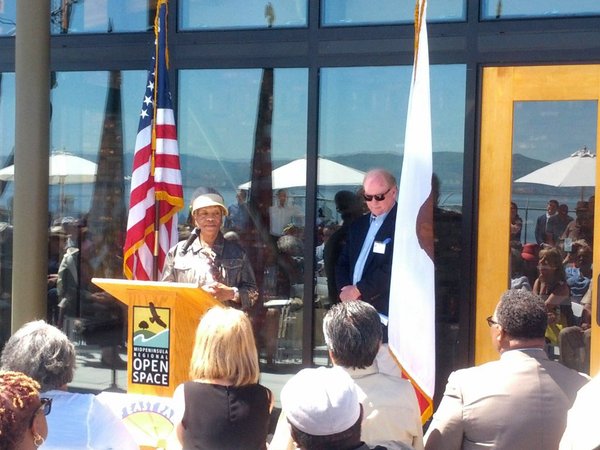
left=162, top=233, right=258, bottom=310
left=335, top=203, right=397, bottom=316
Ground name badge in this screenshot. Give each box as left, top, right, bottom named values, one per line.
left=373, top=241, right=387, bottom=254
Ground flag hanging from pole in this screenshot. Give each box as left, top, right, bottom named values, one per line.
left=123, top=0, right=183, bottom=281
left=388, top=0, right=435, bottom=422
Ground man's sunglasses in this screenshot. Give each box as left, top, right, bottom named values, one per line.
left=363, top=187, right=392, bottom=202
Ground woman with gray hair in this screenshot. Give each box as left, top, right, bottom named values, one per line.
left=0, top=320, right=138, bottom=450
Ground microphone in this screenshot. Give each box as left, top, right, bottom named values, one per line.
left=181, top=228, right=199, bottom=255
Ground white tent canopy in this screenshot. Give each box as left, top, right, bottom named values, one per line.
left=0, top=152, right=97, bottom=184
left=514, top=148, right=596, bottom=188
left=0, top=152, right=97, bottom=217
left=238, top=157, right=365, bottom=190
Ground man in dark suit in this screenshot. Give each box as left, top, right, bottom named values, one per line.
left=335, top=169, right=397, bottom=323
left=534, top=199, right=558, bottom=245
left=424, top=289, right=589, bottom=450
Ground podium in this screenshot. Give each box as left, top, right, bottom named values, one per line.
left=92, top=278, right=221, bottom=397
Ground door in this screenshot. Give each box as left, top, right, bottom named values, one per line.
left=477, top=65, right=600, bottom=375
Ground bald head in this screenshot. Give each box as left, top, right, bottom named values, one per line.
left=362, top=169, right=397, bottom=217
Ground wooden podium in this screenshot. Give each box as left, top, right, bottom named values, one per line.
left=92, top=278, right=221, bottom=397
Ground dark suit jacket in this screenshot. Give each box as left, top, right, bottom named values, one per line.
left=535, top=213, right=548, bottom=245
left=335, top=203, right=397, bottom=316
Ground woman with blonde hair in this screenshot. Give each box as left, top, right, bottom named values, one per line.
left=172, top=307, right=273, bottom=449
left=0, top=371, right=51, bottom=450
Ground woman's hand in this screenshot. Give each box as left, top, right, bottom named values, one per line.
left=202, top=282, right=239, bottom=303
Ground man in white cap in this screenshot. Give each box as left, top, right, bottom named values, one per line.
left=280, top=366, right=390, bottom=450
left=162, top=187, right=258, bottom=310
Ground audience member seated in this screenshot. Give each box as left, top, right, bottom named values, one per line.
left=561, top=201, right=593, bottom=248
left=559, top=372, right=600, bottom=450
left=0, top=371, right=50, bottom=450
left=509, top=246, right=531, bottom=290
left=280, top=366, right=399, bottom=450
left=533, top=247, right=574, bottom=328
left=509, top=201, right=523, bottom=243
left=424, top=289, right=589, bottom=450
left=559, top=287, right=592, bottom=373
left=171, top=307, right=273, bottom=450
left=564, top=241, right=592, bottom=303
left=271, top=300, right=423, bottom=450
left=520, top=243, right=539, bottom=288
left=0, top=321, right=137, bottom=449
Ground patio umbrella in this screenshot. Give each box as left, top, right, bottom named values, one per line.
left=0, top=152, right=97, bottom=216
left=238, top=157, right=365, bottom=190
left=514, top=147, right=596, bottom=199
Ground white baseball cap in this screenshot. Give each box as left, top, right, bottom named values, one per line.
left=281, top=366, right=361, bottom=436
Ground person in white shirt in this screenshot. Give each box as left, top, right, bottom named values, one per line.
left=0, top=320, right=138, bottom=450
left=269, top=189, right=303, bottom=237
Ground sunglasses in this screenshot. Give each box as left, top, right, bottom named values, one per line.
left=363, top=187, right=392, bottom=202
left=486, top=316, right=499, bottom=327
left=30, top=397, right=52, bottom=426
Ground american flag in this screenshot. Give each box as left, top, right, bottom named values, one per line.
left=123, top=0, right=183, bottom=281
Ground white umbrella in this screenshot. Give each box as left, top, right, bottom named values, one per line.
left=514, top=148, right=596, bottom=188
left=0, top=152, right=97, bottom=216
left=238, top=157, right=365, bottom=190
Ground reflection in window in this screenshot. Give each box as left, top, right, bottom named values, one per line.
left=0, top=1, right=154, bottom=36
left=44, top=70, right=145, bottom=389
left=511, top=100, right=597, bottom=374
left=0, top=73, right=15, bottom=346
left=482, top=0, right=600, bottom=20
left=179, top=68, right=308, bottom=368
left=322, top=0, right=465, bottom=26
left=316, top=65, right=466, bottom=398
left=180, top=0, right=307, bottom=30
left=51, top=0, right=154, bottom=34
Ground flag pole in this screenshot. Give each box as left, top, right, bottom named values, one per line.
left=151, top=2, right=160, bottom=281
left=123, top=0, right=183, bottom=281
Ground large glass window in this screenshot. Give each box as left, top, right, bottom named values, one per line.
left=481, top=0, right=600, bottom=20
left=322, top=0, right=465, bottom=26
left=178, top=68, right=309, bottom=373
left=0, top=1, right=154, bottom=36
left=316, top=65, right=466, bottom=396
left=0, top=72, right=15, bottom=346
left=44, top=70, right=144, bottom=390
left=511, top=100, right=597, bottom=373
left=179, top=0, right=307, bottom=30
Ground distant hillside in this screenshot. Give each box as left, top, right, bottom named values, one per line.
left=166, top=151, right=555, bottom=196
left=512, top=153, right=549, bottom=180
left=176, top=151, right=466, bottom=192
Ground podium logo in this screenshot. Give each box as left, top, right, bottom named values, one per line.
left=132, top=303, right=171, bottom=386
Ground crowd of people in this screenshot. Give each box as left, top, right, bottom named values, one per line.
left=1, top=171, right=598, bottom=449
left=510, top=197, right=594, bottom=372
left=1, top=292, right=596, bottom=449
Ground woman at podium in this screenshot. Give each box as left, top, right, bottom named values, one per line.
left=162, top=188, right=259, bottom=311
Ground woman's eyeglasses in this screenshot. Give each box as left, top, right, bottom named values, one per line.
left=486, top=316, right=499, bottom=327
left=30, top=397, right=52, bottom=426
left=363, top=187, right=392, bottom=202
